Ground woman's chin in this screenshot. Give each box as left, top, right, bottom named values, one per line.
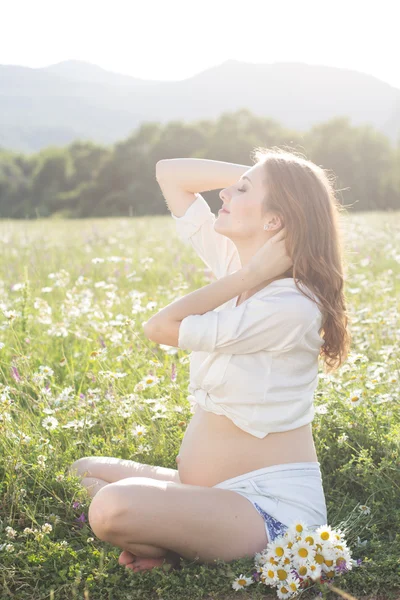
left=214, top=221, right=230, bottom=236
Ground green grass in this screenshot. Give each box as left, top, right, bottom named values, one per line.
left=0, top=210, right=399, bottom=600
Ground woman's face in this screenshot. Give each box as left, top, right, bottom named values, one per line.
left=216, top=162, right=281, bottom=240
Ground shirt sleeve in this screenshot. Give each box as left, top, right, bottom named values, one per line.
left=171, top=193, right=241, bottom=280
left=178, top=292, right=321, bottom=354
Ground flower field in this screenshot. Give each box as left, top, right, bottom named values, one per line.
left=0, top=210, right=399, bottom=599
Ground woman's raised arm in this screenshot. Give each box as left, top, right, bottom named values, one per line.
left=156, top=157, right=250, bottom=216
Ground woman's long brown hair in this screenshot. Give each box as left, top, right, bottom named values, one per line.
left=252, top=146, right=351, bottom=373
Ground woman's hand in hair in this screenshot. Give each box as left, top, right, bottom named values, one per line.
left=245, top=228, right=293, bottom=285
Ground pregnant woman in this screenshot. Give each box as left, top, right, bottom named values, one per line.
left=68, top=147, right=350, bottom=573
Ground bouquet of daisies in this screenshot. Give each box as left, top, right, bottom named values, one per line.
left=254, top=521, right=354, bottom=597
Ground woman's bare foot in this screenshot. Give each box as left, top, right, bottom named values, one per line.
left=118, top=549, right=180, bottom=572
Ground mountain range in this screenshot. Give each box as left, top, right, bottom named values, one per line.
left=1, top=59, right=399, bottom=153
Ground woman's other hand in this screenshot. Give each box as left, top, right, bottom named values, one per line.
left=245, top=228, right=293, bottom=285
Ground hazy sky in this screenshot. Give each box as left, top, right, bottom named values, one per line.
left=1, top=0, right=398, bottom=89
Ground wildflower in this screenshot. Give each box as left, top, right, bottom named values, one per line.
left=276, top=582, right=292, bottom=599
left=315, top=524, right=334, bottom=543
left=11, top=366, right=21, bottom=382
left=285, top=573, right=301, bottom=594
left=75, top=512, right=86, bottom=527
left=39, top=365, right=54, bottom=377
left=132, top=424, right=147, bottom=438
left=359, top=505, right=371, bottom=515
left=37, top=455, right=47, bottom=468
left=291, top=540, right=315, bottom=563
left=231, top=574, right=253, bottom=590
left=268, top=537, right=291, bottom=561
left=5, top=527, right=17, bottom=539
left=348, top=389, right=364, bottom=406
left=42, top=416, right=59, bottom=430
left=337, top=433, right=348, bottom=445
left=260, top=564, right=278, bottom=584
left=287, top=520, right=309, bottom=538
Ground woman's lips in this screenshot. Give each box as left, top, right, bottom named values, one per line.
left=218, top=208, right=230, bottom=213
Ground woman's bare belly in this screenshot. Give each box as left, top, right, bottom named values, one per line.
left=176, top=404, right=318, bottom=487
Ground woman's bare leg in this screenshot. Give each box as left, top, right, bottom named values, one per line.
left=68, top=456, right=180, bottom=485
left=80, top=477, right=176, bottom=562
left=69, top=457, right=181, bottom=569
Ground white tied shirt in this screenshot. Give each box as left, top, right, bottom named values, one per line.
left=171, top=193, right=325, bottom=439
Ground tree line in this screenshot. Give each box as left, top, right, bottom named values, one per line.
left=0, top=109, right=399, bottom=219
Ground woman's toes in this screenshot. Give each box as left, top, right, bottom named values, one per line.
left=118, top=550, right=137, bottom=566
left=128, top=557, right=166, bottom=572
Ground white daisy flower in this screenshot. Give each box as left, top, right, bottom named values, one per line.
left=291, top=540, right=315, bottom=564
left=260, top=564, right=278, bottom=585
left=276, top=581, right=293, bottom=599
left=285, top=573, right=301, bottom=594
left=274, top=565, right=292, bottom=584
left=268, top=536, right=291, bottom=561
left=359, top=504, right=371, bottom=515
left=308, top=561, right=323, bottom=581
left=296, top=562, right=314, bottom=579
left=348, top=389, right=364, bottom=406
left=231, top=574, right=253, bottom=590
left=42, top=416, right=59, bottom=431
left=286, top=520, right=310, bottom=538
left=315, top=524, right=334, bottom=543
left=132, top=424, right=147, bottom=438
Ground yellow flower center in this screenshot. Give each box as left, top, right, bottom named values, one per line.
left=267, top=570, right=275, bottom=579
left=325, top=559, right=334, bottom=566
left=315, top=553, right=324, bottom=564
left=320, top=531, right=330, bottom=541
left=298, top=565, right=308, bottom=576
left=277, top=569, right=289, bottom=581
left=298, top=547, right=309, bottom=558
left=276, top=547, right=284, bottom=557
left=280, top=586, right=289, bottom=593
left=326, top=569, right=335, bottom=578
left=305, top=535, right=314, bottom=545
left=238, top=578, right=246, bottom=586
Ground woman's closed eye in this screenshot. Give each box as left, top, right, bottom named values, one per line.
left=237, top=187, right=246, bottom=192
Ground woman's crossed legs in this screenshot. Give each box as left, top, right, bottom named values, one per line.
left=68, top=456, right=269, bottom=571
left=68, top=456, right=183, bottom=571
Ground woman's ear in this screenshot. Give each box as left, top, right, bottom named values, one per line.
left=271, top=215, right=283, bottom=230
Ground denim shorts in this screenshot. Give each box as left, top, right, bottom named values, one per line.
left=212, top=462, right=327, bottom=543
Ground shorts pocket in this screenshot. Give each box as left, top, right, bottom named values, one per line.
left=249, top=479, right=280, bottom=502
